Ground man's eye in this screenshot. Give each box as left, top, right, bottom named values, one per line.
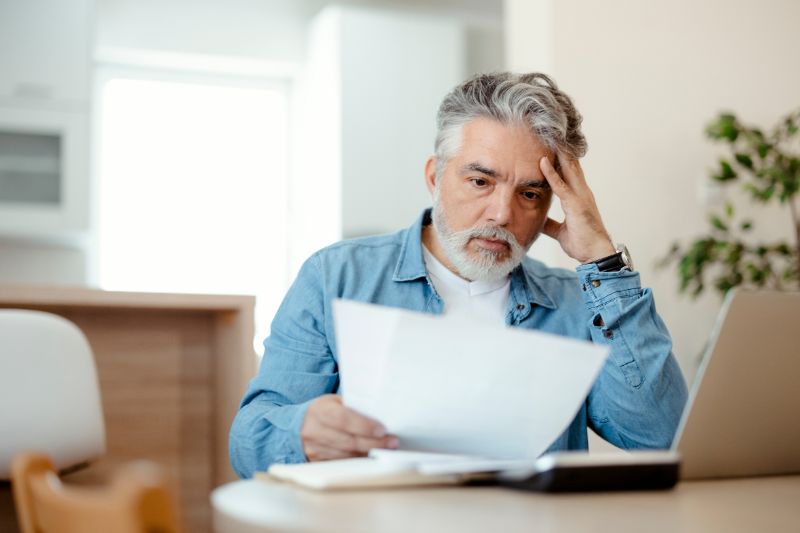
left=470, top=178, right=488, bottom=187
left=522, top=190, right=540, bottom=200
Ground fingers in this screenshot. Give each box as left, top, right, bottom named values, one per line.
left=303, top=443, right=354, bottom=461
left=542, top=153, right=589, bottom=195
left=539, top=156, right=572, bottom=199
left=555, top=151, right=588, bottom=189
left=539, top=152, right=613, bottom=263
left=304, top=421, right=396, bottom=454
left=301, top=394, right=398, bottom=462
left=314, top=417, right=396, bottom=452
left=317, top=396, right=387, bottom=438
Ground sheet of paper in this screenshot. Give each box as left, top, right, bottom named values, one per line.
left=333, top=299, right=609, bottom=461
left=368, top=448, right=535, bottom=475
left=266, top=458, right=461, bottom=490
left=332, top=299, right=403, bottom=420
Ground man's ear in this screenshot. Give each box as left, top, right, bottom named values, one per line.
left=424, top=156, right=437, bottom=196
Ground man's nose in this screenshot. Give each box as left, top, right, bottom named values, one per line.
left=485, top=189, right=514, bottom=226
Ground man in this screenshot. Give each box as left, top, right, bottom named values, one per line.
left=229, top=72, right=688, bottom=478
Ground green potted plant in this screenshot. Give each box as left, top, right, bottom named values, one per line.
left=662, top=109, right=800, bottom=296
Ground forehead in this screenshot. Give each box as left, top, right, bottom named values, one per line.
left=454, top=117, right=552, bottom=169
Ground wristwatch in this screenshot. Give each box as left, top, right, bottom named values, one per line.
left=591, top=243, right=633, bottom=272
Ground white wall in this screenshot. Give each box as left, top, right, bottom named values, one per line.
left=289, top=8, right=344, bottom=273
left=96, top=0, right=502, bottom=79
left=96, top=0, right=315, bottom=64
left=339, top=9, right=465, bottom=238
left=505, top=0, right=800, bottom=381
left=288, top=6, right=466, bottom=274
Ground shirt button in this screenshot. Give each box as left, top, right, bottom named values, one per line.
left=603, top=329, right=614, bottom=339
left=591, top=280, right=602, bottom=288
left=516, top=304, right=525, bottom=311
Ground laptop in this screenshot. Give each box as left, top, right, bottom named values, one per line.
left=500, top=289, right=800, bottom=491
left=674, top=289, right=800, bottom=480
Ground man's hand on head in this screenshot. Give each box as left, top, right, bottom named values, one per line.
left=301, top=394, right=399, bottom=461
left=539, top=152, right=615, bottom=264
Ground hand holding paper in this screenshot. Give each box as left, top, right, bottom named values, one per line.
left=332, top=299, right=609, bottom=461
left=300, top=394, right=399, bottom=461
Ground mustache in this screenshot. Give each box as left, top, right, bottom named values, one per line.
left=453, top=225, right=520, bottom=247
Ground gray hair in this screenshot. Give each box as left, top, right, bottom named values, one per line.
left=434, top=72, right=587, bottom=179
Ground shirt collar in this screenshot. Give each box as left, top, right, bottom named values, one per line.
left=392, top=208, right=431, bottom=282
left=509, top=263, right=558, bottom=312
left=392, top=208, right=559, bottom=310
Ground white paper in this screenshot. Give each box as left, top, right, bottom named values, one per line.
left=266, top=457, right=462, bottom=490
left=332, top=299, right=403, bottom=420
left=333, top=299, right=609, bottom=461
left=368, top=448, right=535, bottom=475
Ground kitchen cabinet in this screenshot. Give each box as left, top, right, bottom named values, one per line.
left=0, top=0, right=93, bottom=242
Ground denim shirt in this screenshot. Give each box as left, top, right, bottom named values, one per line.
left=229, top=209, right=688, bottom=478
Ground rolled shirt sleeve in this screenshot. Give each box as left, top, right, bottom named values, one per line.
left=229, top=254, right=338, bottom=478
left=576, top=263, right=688, bottom=449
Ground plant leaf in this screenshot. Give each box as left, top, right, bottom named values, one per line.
left=710, top=215, right=728, bottom=232
left=724, top=202, right=734, bottom=218
left=706, top=113, right=739, bottom=141
left=734, top=153, right=753, bottom=168
left=713, top=160, right=737, bottom=182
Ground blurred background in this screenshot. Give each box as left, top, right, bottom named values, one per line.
left=0, top=0, right=798, bottom=384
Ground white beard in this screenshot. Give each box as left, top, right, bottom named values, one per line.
left=430, top=187, right=531, bottom=282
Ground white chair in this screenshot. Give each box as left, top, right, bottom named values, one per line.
left=0, top=309, right=105, bottom=479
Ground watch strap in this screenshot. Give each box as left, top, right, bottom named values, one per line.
left=592, top=251, right=627, bottom=272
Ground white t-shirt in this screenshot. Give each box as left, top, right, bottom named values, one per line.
left=422, top=245, right=511, bottom=326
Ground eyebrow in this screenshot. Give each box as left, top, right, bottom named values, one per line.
left=462, top=162, right=551, bottom=190
left=462, top=162, right=498, bottom=177
left=521, top=179, right=551, bottom=190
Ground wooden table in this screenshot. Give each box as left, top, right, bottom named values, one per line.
left=0, top=284, right=258, bottom=533
left=211, top=475, right=800, bottom=533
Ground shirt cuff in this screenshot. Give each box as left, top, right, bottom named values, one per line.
left=576, top=263, right=642, bottom=310
left=265, top=398, right=314, bottom=464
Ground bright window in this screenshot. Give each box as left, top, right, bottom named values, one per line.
left=97, top=72, right=289, bottom=351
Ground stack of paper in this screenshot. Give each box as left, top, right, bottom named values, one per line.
left=264, top=451, right=470, bottom=490
left=263, top=449, right=680, bottom=491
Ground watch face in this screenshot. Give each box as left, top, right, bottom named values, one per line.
left=618, top=244, right=633, bottom=271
